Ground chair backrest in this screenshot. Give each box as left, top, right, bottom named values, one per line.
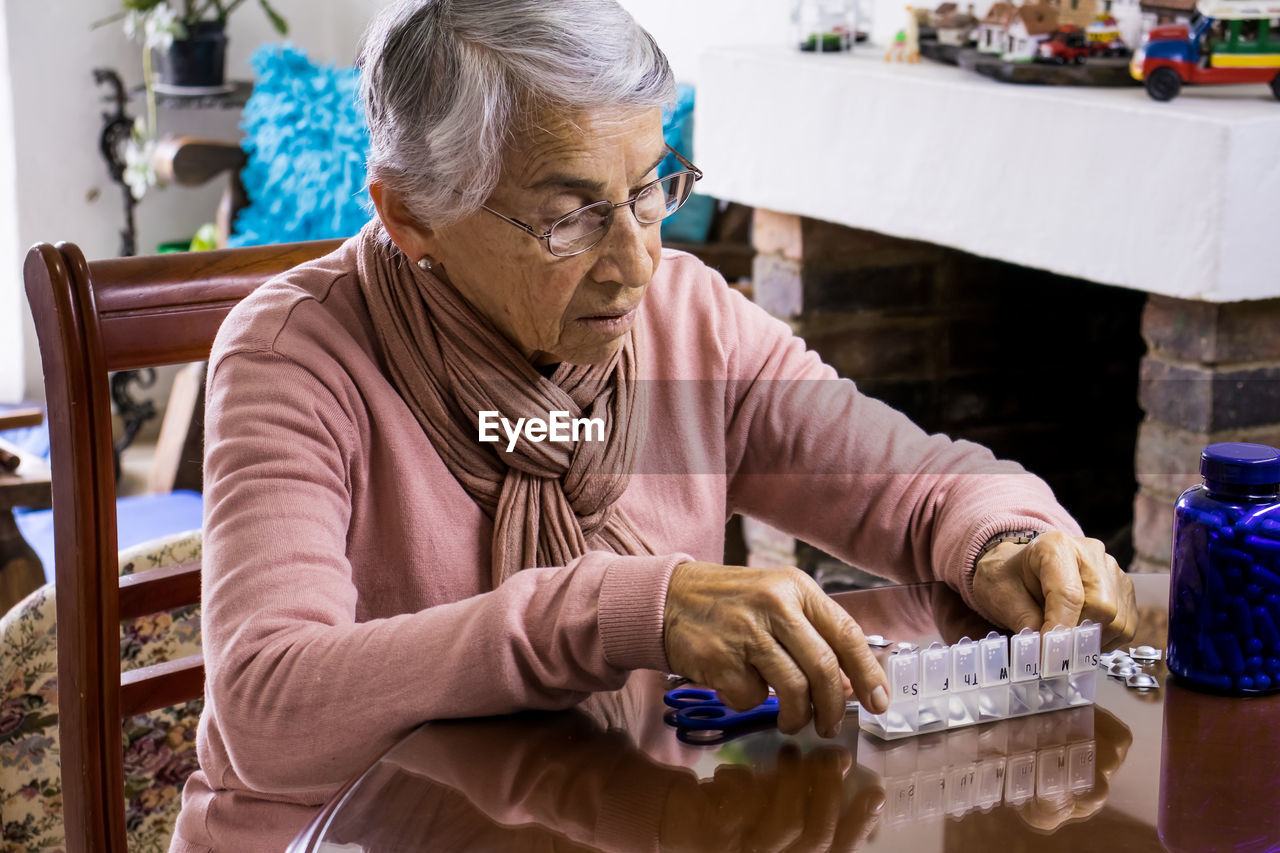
left=23, top=239, right=341, bottom=853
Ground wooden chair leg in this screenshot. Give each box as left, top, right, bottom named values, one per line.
left=0, top=510, right=45, bottom=614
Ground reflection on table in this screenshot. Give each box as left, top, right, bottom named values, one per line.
left=273, top=575, right=1276, bottom=852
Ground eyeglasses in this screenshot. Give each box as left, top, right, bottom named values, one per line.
left=479, top=146, right=703, bottom=257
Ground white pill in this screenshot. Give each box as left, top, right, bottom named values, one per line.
left=1130, top=646, right=1162, bottom=662
left=1109, top=662, right=1139, bottom=679
left=1126, top=672, right=1159, bottom=690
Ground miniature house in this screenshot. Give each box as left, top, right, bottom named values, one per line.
left=976, top=1, right=1019, bottom=52
left=1003, top=4, right=1059, bottom=59
left=935, top=1, right=980, bottom=44
left=1049, top=0, right=1099, bottom=29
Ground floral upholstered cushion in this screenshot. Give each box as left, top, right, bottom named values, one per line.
left=1, top=530, right=204, bottom=853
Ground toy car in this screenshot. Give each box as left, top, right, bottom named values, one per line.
left=1038, top=25, right=1091, bottom=64
left=1132, top=0, right=1280, bottom=100
left=1086, top=13, right=1129, bottom=57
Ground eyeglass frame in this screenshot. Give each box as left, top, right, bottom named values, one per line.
left=478, top=145, right=703, bottom=258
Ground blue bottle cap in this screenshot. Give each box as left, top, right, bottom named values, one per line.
left=1200, top=443, right=1280, bottom=488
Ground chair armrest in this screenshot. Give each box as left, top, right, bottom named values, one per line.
left=153, top=137, right=248, bottom=187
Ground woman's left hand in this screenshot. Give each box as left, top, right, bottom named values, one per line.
left=971, top=530, right=1138, bottom=648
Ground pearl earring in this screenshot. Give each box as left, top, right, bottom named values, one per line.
left=417, top=255, right=435, bottom=271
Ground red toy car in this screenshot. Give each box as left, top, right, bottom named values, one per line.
left=1037, top=25, right=1091, bottom=64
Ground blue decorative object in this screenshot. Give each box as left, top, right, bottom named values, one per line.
left=660, top=83, right=714, bottom=244
left=229, top=45, right=372, bottom=247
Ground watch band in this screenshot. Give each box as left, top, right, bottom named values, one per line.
left=975, top=529, right=1043, bottom=565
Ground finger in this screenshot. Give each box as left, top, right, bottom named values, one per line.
left=1103, top=572, right=1139, bottom=649
left=1094, top=561, right=1135, bottom=648
left=804, top=591, right=890, bottom=714
left=977, top=566, right=1045, bottom=633
left=1076, top=540, right=1121, bottom=628
left=713, top=665, right=772, bottom=713
left=769, top=596, right=848, bottom=737
left=749, top=641, right=814, bottom=734
left=1029, top=536, right=1086, bottom=631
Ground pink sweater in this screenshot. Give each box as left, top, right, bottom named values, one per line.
left=171, top=240, right=1079, bottom=851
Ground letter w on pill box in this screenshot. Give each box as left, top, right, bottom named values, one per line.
left=860, top=621, right=1102, bottom=740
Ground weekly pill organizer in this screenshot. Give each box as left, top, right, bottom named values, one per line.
left=859, top=621, right=1102, bottom=740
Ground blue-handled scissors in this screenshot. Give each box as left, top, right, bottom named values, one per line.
left=663, top=687, right=780, bottom=731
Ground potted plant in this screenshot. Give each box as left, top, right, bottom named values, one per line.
left=96, top=0, right=288, bottom=200
left=115, top=0, right=289, bottom=89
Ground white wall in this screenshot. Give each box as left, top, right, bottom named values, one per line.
left=1, top=0, right=882, bottom=403
left=0, top=0, right=383, bottom=404
left=615, top=0, right=795, bottom=84
left=616, top=0, right=914, bottom=82
left=0, top=4, right=21, bottom=402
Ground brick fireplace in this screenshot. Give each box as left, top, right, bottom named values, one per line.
left=737, top=211, right=1280, bottom=581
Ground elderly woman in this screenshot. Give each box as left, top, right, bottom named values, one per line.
left=171, top=0, right=1136, bottom=849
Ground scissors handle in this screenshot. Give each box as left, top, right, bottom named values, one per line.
left=676, top=699, right=779, bottom=729
left=663, top=688, right=719, bottom=710
left=663, top=687, right=781, bottom=730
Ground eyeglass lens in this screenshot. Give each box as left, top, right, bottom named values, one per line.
left=548, top=171, right=698, bottom=256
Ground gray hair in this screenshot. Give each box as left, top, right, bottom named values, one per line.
left=358, top=0, right=676, bottom=228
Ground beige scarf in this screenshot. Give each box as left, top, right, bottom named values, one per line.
left=355, top=223, right=653, bottom=588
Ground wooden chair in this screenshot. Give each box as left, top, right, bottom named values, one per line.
left=23, top=238, right=340, bottom=853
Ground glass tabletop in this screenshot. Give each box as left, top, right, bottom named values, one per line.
left=282, top=574, right=1278, bottom=852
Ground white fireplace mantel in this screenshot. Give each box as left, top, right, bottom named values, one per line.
left=694, top=45, right=1280, bottom=303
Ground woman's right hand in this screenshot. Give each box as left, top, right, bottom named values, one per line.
left=663, top=561, right=890, bottom=738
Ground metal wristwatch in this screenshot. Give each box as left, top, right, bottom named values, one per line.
left=974, top=529, right=1043, bottom=565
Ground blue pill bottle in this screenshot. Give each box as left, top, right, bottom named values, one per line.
left=1167, top=442, right=1280, bottom=695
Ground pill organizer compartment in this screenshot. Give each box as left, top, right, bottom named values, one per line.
left=859, top=621, right=1102, bottom=740
left=948, top=637, right=981, bottom=726
left=1038, top=625, right=1075, bottom=712
left=977, top=632, right=1010, bottom=722
left=857, top=706, right=1095, bottom=825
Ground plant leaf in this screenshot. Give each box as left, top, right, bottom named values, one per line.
left=258, top=0, right=289, bottom=35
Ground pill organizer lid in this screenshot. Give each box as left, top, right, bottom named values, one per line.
left=1200, top=443, right=1280, bottom=487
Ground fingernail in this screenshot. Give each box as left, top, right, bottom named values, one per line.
left=871, top=685, right=889, bottom=714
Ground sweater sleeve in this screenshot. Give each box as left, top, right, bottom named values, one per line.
left=716, top=283, right=1082, bottom=616
left=201, top=348, right=682, bottom=795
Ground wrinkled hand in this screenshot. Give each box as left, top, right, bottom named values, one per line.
left=971, top=531, right=1137, bottom=648
left=659, top=744, right=885, bottom=853
left=663, top=561, right=889, bottom=738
